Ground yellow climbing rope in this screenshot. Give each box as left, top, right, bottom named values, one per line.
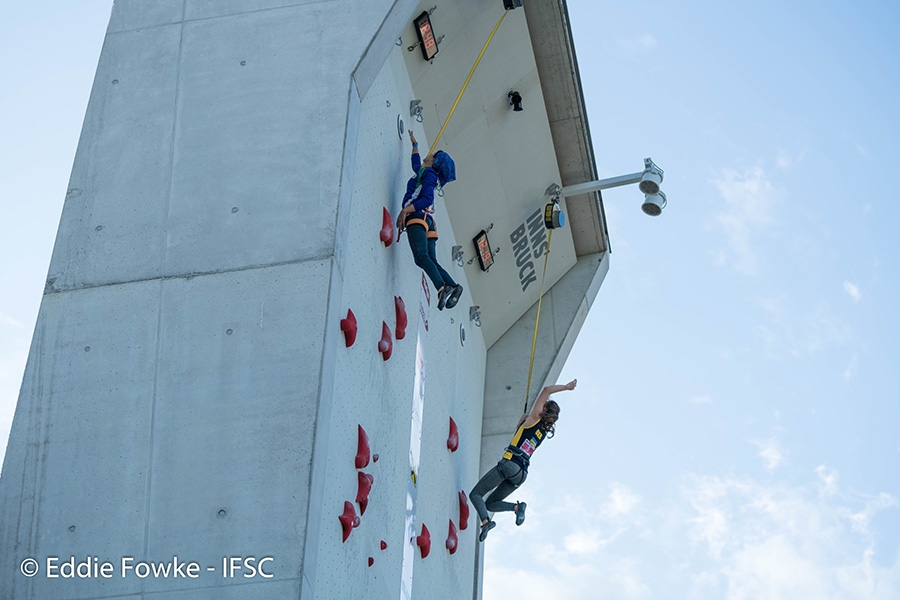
left=427, top=9, right=510, bottom=156
left=523, top=228, right=553, bottom=412
left=414, top=7, right=546, bottom=413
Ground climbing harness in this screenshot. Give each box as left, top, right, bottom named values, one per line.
left=504, top=445, right=533, bottom=469
left=404, top=213, right=439, bottom=240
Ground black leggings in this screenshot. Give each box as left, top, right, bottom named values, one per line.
left=470, top=459, right=527, bottom=523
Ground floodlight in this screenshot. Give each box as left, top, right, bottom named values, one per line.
left=508, top=91, right=523, bottom=112
left=638, top=158, right=663, bottom=195
left=641, top=191, right=667, bottom=217
left=557, top=157, right=669, bottom=216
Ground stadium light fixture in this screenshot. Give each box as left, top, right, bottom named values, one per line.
left=548, top=158, right=668, bottom=216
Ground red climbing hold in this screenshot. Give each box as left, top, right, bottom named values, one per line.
left=380, top=540, right=387, bottom=550
left=340, top=309, right=358, bottom=347
left=395, top=296, right=408, bottom=341
left=373, top=454, right=380, bottom=463
left=380, top=207, right=394, bottom=247
left=357, top=471, right=374, bottom=515
left=378, top=321, right=393, bottom=361
left=446, top=519, right=458, bottom=554
left=368, top=557, right=374, bottom=567
left=339, top=501, right=360, bottom=542
left=447, top=417, right=459, bottom=452
left=458, top=490, right=470, bottom=530
left=355, top=425, right=370, bottom=469
left=416, top=523, right=431, bottom=558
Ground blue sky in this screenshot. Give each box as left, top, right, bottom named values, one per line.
left=1, top=2, right=113, bottom=458
left=484, top=0, right=899, bottom=598
left=1, top=1, right=898, bottom=598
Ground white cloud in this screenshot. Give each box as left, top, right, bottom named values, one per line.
left=755, top=301, right=852, bottom=360
left=484, top=484, right=646, bottom=599
left=485, top=467, right=900, bottom=600
left=564, top=529, right=601, bottom=554
left=563, top=528, right=628, bottom=554
left=753, top=437, right=785, bottom=470
left=844, top=281, right=861, bottom=302
left=484, top=557, right=651, bottom=600
left=685, top=476, right=732, bottom=559
left=849, top=493, right=897, bottom=537
left=757, top=296, right=784, bottom=316
left=603, top=482, right=641, bottom=519
left=712, top=167, right=777, bottom=275
left=816, top=465, right=839, bottom=496
left=801, top=308, right=852, bottom=353
left=680, top=471, right=900, bottom=600
left=722, top=535, right=832, bottom=599
left=776, top=148, right=807, bottom=170
left=777, top=153, right=792, bottom=169
left=691, top=395, right=713, bottom=405
left=547, top=483, right=641, bottom=525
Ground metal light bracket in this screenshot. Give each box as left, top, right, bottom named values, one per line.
left=451, top=245, right=465, bottom=267
left=469, top=306, right=482, bottom=328
left=410, top=99, right=423, bottom=123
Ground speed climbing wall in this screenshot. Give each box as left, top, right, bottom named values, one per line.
left=310, top=47, right=488, bottom=599
left=0, top=0, right=608, bottom=599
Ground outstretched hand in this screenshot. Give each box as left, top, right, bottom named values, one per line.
left=565, top=379, right=577, bottom=391
left=396, top=205, right=410, bottom=241
left=408, top=129, right=418, bottom=147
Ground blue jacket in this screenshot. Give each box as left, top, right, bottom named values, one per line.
left=401, top=152, right=439, bottom=217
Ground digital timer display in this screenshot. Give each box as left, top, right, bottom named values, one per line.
left=414, top=12, right=439, bottom=61
left=473, top=230, right=494, bottom=271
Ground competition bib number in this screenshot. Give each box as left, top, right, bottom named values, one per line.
left=520, top=439, right=537, bottom=456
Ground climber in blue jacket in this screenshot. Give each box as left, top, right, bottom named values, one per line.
left=396, top=130, right=463, bottom=310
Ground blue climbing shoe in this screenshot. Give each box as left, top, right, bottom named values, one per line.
left=515, top=502, right=526, bottom=526
left=445, top=284, right=464, bottom=309
left=478, top=520, right=496, bottom=542
left=437, top=286, right=449, bottom=311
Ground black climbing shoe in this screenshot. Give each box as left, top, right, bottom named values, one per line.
left=479, top=520, right=496, bottom=542
left=515, top=502, right=526, bottom=526
left=437, top=286, right=449, bottom=311
left=445, top=284, right=464, bottom=309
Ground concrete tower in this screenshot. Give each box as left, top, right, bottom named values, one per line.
left=0, top=1, right=607, bottom=598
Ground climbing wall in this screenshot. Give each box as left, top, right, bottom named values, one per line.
left=0, top=1, right=601, bottom=599
left=312, top=48, right=487, bottom=600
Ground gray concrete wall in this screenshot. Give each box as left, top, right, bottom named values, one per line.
left=0, top=0, right=435, bottom=598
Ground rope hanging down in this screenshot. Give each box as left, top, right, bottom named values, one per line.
left=427, top=9, right=510, bottom=156
left=413, top=7, right=541, bottom=412
left=523, top=228, right=553, bottom=413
